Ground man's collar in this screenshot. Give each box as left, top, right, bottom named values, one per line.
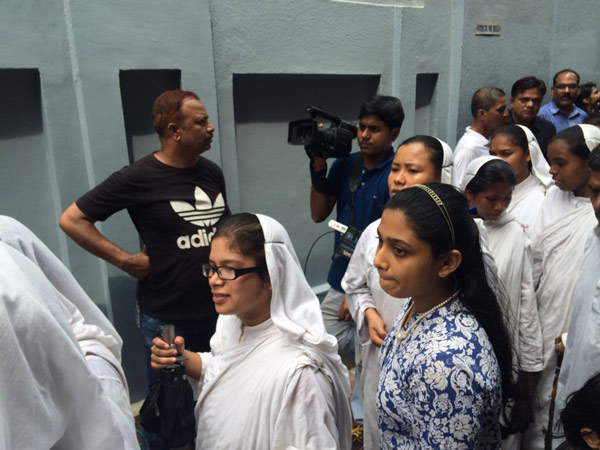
left=549, top=99, right=580, bottom=118
left=506, top=109, right=540, bottom=130
left=465, top=126, right=489, bottom=143
left=364, top=147, right=395, bottom=172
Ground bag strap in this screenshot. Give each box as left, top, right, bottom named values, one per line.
left=348, top=153, right=363, bottom=227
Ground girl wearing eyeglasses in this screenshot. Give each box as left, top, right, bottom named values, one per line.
left=151, top=213, right=352, bottom=449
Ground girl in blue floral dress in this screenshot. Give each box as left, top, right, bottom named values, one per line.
left=373, top=183, right=518, bottom=449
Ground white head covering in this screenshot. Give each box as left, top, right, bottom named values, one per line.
left=459, top=155, right=504, bottom=191
left=0, top=216, right=124, bottom=382
left=515, top=125, right=552, bottom=189
left=255, top=214, right=339, bottom=353
left=0, top=243, right=139, bottom=449
left=578, top=124, right=600, bottom=151
left=209, top=214, right=352, bottom=445
left=437, top=138, right=454, bottom=184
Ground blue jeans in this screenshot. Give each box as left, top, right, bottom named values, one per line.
left=138, top=310, right=215, bottom=449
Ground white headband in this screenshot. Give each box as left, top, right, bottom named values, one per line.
left=459, top=155, right=504, bottom=192
left=578, top=124, right=600, bottom=152
left=436, top=138, right=454, bottom=185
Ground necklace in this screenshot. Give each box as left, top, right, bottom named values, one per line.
left=396, top=291, right=459, bottom=341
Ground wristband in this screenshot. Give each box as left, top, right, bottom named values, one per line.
left=310, top=167, right=328, bottom=193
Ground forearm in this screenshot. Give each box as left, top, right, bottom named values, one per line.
left=59, top=203, right=131, bottom=270
left=308, top=156, right=336, bottom=222
left=181, top=349, right=203, bottom=379
left=310, top=190, right=336, bottom=222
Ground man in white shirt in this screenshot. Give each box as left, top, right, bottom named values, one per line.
left=452, top=87, right=508, bottom=186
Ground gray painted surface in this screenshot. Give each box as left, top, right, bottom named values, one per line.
left=1, top=0, right=598, bottom=400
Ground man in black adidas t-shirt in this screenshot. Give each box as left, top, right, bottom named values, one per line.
left=60, top=90, right=229, bottom=386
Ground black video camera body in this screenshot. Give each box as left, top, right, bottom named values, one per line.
left=288, top=106, right=357, bottom=159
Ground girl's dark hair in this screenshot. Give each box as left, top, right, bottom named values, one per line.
left=490, top=124, right=529, bottom=153
left=556, top=372, right=600, bottom=449
left=465, top=159, right=517, bottom=194
left=398, top=135, right=444, bottom=179
left=385, top=183, right=518, bottom=428
left=214, top=213, right=268, bottom=281
left=589, top=145, right=600, bottom=171
left=549, top=125, right=590, bottom=160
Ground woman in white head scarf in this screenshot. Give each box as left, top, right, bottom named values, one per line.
left=342, top=135, right=450, bottom=450
left=524, top=124, right=600, bottom=450
left=461, top=156, right=543, bottom=450
left=0, top=215, right=138, bottom=448
left=489, top=124, right=551, bottom=232
left=0, top=238, right=139, bottom=449
left=152, top=213, right=352, bottom=450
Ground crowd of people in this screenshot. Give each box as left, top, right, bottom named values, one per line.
left=2, top=68, right=600, bottom=450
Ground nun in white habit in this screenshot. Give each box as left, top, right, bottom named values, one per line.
left=461, top=156, right=543, bottom=373
left=523, top=124, right=600, bottom=450
left=552, top=224, right=600, bottom=449
left=152, top=213, right=352, bottom=450
left=342, top=136, right=452, bottom=450
left=510, top=126, right=552, bottom=230
left=0, top=215, right=137, bottom=448
left=461, top=156, right=544, bottom=450
left=0, top=242, right=139, bottom=450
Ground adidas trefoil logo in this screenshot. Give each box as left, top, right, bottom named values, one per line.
left=170, top=187, right=226, bottom=249
left=170, top=187, right=225, bottom=227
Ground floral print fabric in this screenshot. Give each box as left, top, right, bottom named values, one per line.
left=378, top=299, right=502, bottom=449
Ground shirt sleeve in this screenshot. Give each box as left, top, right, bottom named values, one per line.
left=518, top=240, right=544, bottom=372
left=272, top=366, right=343, bottom=450
left=76, top=167, right=139, bottom=222
left=451, top=146, right=473, bottom=188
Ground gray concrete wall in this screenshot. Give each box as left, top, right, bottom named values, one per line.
left=455, top=0, right=555, bottom=136
left=1, top=0, right=598, bottom=400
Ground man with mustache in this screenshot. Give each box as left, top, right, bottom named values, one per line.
left=505, top=76, right=556, bottom=160
left=60, top=89, right=230, bottom=449
left=539, top=69, right=588, bottom=133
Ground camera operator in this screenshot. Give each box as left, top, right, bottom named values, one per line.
left=308, top=95, right=403, bottom=424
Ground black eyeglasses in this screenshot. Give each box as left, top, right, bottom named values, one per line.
left=201, top=263, right=260, bottom=280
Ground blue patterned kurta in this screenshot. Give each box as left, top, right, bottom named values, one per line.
left=378, top=299, right=502, bottom=449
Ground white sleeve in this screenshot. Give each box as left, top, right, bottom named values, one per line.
left=517, top=241, right=544, bottom=372
left=342, top=222, right=377, bottom=334
left=530, top=199, right=549, bottom=288
left=451, top=146, right=473, bottom=188
left=0, top=247, right=139, bottom=450
left=272, top=366, right=345, bottom=450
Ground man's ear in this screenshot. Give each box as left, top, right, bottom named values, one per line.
left=476, top=108, right=486, bottom=121
left=390, top=127, right=400, bottom=142
left=167, top=123, right=180, bottom=141
left=438, top=249, right=462, bottom=279
left=581, top=428, right=600, bottom=449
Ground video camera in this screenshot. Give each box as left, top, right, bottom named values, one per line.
left=288, top=107, right=357, bottom=159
